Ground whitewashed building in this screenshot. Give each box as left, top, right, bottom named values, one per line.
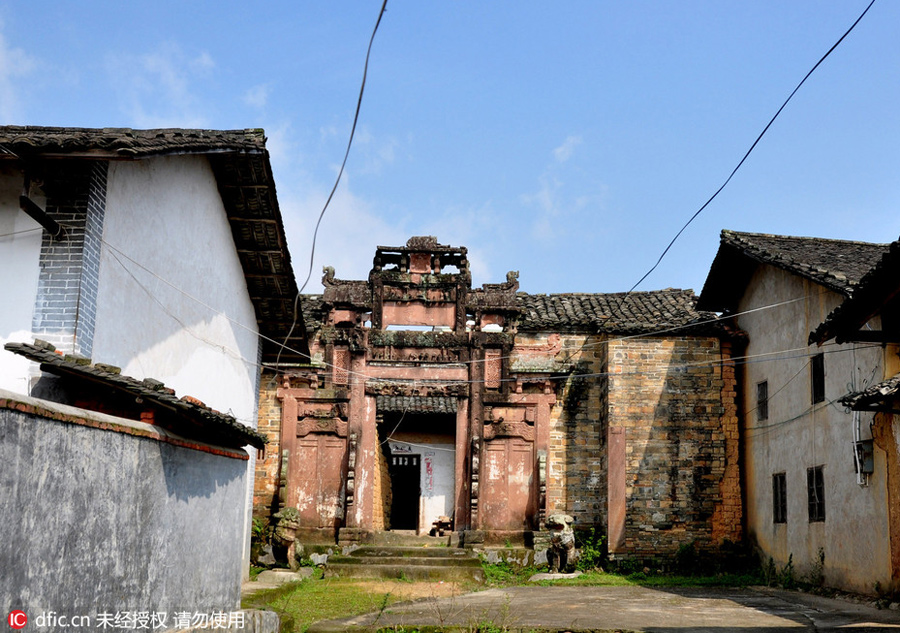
left=699, top=230, right=890, bottom=594
left=0, top=126, right=304, bottom=620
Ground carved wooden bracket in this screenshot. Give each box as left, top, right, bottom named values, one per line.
left=298, top=403, right=349, bottom=419
left=470, top=436, right=481, bottom=525
left=297, top=417, right=349, bottom=438
left=365, top=381, right=468, bottom=398
left=346, top=432, right=358, bottom=513
left=483, top=420, right=535, bottom=442
left=537, top=450, right=547, bottom=526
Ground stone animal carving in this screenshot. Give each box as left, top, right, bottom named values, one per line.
left=546, top=513, right=575, bottom=573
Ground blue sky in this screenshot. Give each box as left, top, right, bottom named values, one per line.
left=2, top=1, right=898, bottom=295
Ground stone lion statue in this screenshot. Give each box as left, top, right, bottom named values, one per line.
left=546, top=513, right=575, bottom=573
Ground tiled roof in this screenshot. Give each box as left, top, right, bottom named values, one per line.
left=0, top=126, right=266, bottom=158
left=300, top=288, right=719, bottom=336
left=301, top=288, right=718, bottom=336
left=809, top=238, right=900, bottom=345
left=5, top=340, right=266, bottom=450
left=0, top=125, right=307, bottom=363
left=517, top=289, right=716, bottom=334
left=839, top=372, right=900, bottom=411
left=375, top=395, right=458, bottom=414
left=698, top=230, right=889, bottom=312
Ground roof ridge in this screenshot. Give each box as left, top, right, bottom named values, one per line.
left=722, top=229, right=888, bottom=249
left=516, top=288, right=694, bottom=298
left=0, top=125, right=265, bottom=136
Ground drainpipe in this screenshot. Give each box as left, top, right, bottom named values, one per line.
left=20, top=174, right=65, bottom=239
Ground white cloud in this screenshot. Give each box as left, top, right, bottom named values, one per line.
left=190, top=51, right=215, bottom=73
left=521, top=173, right=564, bottom=242
left=243, top=83, right=269, bottom=109
left=0, top=21, right=37, bottom=122
left=262, top=122, right=295, bottom=170
left=106, top=42, right=214, bottom=128
left=552, top=135, right=582, bottom=163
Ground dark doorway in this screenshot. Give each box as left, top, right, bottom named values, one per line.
left=390, top=454, right=420, bottom=530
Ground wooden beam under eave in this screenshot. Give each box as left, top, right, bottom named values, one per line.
left=849, top=405, right=900, bottom=415
left=227, top=216, right=279, bottom=223
left=836, top=331, right=897, bottom=345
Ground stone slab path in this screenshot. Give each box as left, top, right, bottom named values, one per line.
left=308, top=585, right=900, bottom=632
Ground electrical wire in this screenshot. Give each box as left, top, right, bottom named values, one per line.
left=98, top=238, right=883, bottom=390
left=624, top=0, right=877, bottom=296
left=0, top=227, right=43, bottom=240
left=276, top=0, right=389, bottom=371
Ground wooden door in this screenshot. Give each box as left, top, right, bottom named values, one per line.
left=289, top=435, right=347, bottom=529
left=481, top=438, right=535, bottom=530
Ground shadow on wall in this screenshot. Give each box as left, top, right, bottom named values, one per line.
left=621, top=336, right=734, bottom=562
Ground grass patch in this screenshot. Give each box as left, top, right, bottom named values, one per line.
left=481, top=561, right=544, bottom=587
left=248, top=565, right=266, bottom=580
left=243, top=576, right=474, bottom=632
left=242, top=577, right=401, bottom=632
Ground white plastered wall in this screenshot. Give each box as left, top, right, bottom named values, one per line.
left=389, top=439, right=456, bottom=532
left=92, top=155, right=260, bottom=426
left=0, top=165, right=42, bottom=395
left=738, top=264, right=889, bottom=594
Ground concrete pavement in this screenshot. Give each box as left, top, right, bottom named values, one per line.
left=308, top=585, right=900, bottom=632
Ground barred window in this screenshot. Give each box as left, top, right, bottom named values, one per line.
left=772, top=472, right=787, bottom=524
left=811, top=354, right=825, bottom=404
left=757, top=381, right=769, bottom=421
left=807, top=465, right=825, bottom=522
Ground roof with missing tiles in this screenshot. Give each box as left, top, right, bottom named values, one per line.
left=839, top=372, right=900, bottom=411
left=0, top=126, right=267, bottom=158
left=5, top=340, right=266, bottom=450
left=809, top=238, right=900, bottom=345
left=0, top=125, right=307, bottom=362
left=698, top=230, right=889, bottom=312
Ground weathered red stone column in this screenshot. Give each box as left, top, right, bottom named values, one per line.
left=454, top=396, right=470, bottom=529
left=469, top=347, right=485, bottom=530
left=347, top=354, right=376, bottom=531
left=607, top=426, right=626, bottom=555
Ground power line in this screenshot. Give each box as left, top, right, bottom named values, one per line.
left=624, top=0, right=877, bottom=296
left=101, top=236, right=881, bottom=389
left=276, top=0, right=389, bottom=370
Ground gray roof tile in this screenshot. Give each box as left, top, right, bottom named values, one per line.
left=840, top=372, right=900, bottom=411
left=699, top=230, right=889, bottom=312
left=0, top=126, right=266, bottom=157
left=5, top=341, right=266, bottom=449
left=516, top=289, right=715, bottom=334
left=809, top=238, right=900, bottom=345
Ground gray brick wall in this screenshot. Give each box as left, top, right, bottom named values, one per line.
left=32, top=161, right=108, bottom=357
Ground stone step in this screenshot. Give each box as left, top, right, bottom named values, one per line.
left=329, top=554, right=482, bottom=568
left=367, top=531, right=453, bottom=547
left=325, top=562, right=484, bottom=583
left=325, top=543, right=484, bottom=583
left=344, top=546, right=474, bottom=559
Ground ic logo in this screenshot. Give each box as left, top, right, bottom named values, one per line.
left=8, top=610, right=27, bottom=629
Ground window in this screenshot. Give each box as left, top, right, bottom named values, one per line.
left=811, top=353, right=825, bottom=404
left=772, top=472, right=787, bottom=524
left=757, top=381, right=769, bottom=421
left=807, top=466, right=825, bottom=522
